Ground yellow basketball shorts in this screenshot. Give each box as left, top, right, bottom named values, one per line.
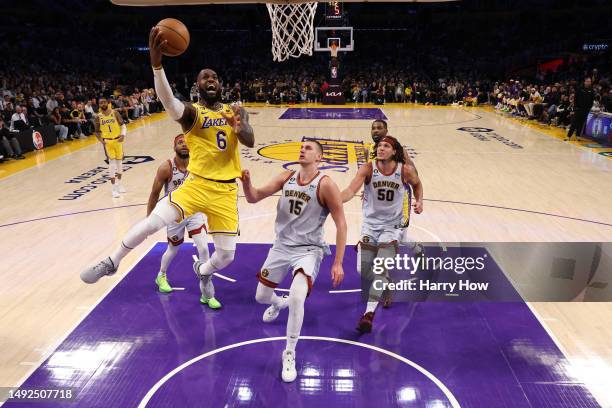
left=168, top=174, right=239, bottom=236
left=104, top=139, right=123, bottom=160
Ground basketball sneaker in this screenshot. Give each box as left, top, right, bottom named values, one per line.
left=263, top=296, right=288, bottom=323
left=80, top=257, right=117, bottom=284
left=118, top=184, right=127, bottom=194
left=200, top=296, right=222, bottom=309
left=281, top=350, right=297, bottom=382
left=155, top=272, right=173, bottom=293
left=112, top=185, right=120, bottom=198
left=357, top=312, right=375, bottom=333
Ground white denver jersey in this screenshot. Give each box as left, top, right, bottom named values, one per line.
left=164, top=158, right=188, bottom=195
left=362, top=160, right=406, bottom=227
left=274, top=170, right=329, bottom=248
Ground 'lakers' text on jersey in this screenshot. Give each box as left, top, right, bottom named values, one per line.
left=184, top=103, right=241, bottom=180
left=275, top=171, right=329, bottom=248
left=164, top=159, right=188, bottom=195
left=99, top=111, right=120, bottom=139
left=362, top=160, right=407, bottom=227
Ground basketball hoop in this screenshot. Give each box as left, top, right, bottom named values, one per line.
left=266, top=1, right=318, bottom=62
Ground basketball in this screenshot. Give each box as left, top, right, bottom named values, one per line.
left=155, top=18, right=190, bottom=56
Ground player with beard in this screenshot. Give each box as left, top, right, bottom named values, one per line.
left=81, top=27, right=255, bottom=290
left=95, top=97, right=127, bottom=198
left=146, top=134, right=220, bottom=308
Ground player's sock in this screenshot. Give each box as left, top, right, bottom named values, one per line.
left=366, top=301, right=378, bottom=314
left=286, top=273, right=308, bottom=352
left=160, top=244, right=179, bottom=275
left=199, top=277, right=215, bottom=299
left=110, top=214, right=166, bottom=266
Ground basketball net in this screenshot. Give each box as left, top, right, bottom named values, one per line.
left=266, top=2, right=318, bottom=62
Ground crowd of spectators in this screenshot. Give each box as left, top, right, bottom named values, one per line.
left=1, top=0, right=610, bottom=162
left=0, top=69, right=164, bottom=163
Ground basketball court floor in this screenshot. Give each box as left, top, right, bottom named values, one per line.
left=1, top=104, right=611, bottom=407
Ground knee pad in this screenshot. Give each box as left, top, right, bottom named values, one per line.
left=213, top=248, right=235, bottom=269
left=163, top=243, right=180, bottom=256
left=288, top=273, right=309, bottom=307
left=255, top=284, right=273, bottom=304
left=146, top=213, right=167, bottom=235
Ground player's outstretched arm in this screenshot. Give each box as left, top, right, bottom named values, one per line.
left=240, top=169, right=290, bottom=204
left=147, top=161, right=172, bottom=216
left=340, top=162, right=371, bottom=203
left=149, top=27, right=196, bottom=130
left=320, top=177, right=346, bottom=288
left=403, top=164, right=423, bottom=214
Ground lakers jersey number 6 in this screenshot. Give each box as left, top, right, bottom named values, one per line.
left=185, top=103, right=241, bottom=181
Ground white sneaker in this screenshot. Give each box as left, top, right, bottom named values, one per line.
left=281, top=350, right=297, bottom=382
left=118, top=184, right=126, bottom=193
left=112, top=185, right=120, bottom=198
left=263, top=296, right=288, bottom=323
left=80, top=257, right=117, bottom=284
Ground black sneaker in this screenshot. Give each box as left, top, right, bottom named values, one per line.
left=357, top=312, right=375, bottom=333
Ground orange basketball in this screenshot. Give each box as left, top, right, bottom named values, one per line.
left=155, top=18, right=190, bottom=57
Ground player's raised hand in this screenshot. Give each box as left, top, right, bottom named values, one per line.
left=149, top=27, right=167, bottom=68
left=331, top=262, right=344, bottom=288
left=221, top=109, right=241, bottom=134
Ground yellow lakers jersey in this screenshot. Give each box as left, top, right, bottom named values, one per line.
left=365, top=142, right=375, bottom=162
left=185, top=103, right=241, bottom=180
left=99, top=110, right=120, bottom=139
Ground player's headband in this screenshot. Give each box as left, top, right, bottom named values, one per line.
left=380, top=136, right=397, bottom=146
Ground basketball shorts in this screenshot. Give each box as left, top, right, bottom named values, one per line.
left=257, top=243, right=328, bottom=295
left=166, top=212, right=206, bottom=246
left=104, top=138, right=123, bottom=160
left=360, top=223, right=403, bottom=247
left=168, top=173, right=239, bottom=235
